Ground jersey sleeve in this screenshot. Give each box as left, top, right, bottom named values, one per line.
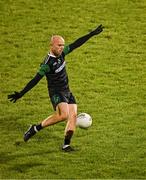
left=38, top=64, right=50, bottom=76
left=63, top=45, right=71, bottom=55
left=20, top=73, right=43, bottom=97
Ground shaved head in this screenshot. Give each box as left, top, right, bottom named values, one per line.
left=50, top=35, right=65, bottom=45
left=50, top=35, right=65, bottom=57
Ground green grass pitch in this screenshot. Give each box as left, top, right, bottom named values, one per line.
left=0, top=0, right=146, bottom=179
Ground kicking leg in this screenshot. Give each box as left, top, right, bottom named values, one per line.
left=24, top=102, right=69, bottom=142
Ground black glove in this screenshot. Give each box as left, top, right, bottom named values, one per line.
left=8, top=91, right=22, bottom=103
left=90, top=24, right=104, bottom=36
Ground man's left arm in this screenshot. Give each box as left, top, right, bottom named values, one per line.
left=63, top=24, right=104, bottom=55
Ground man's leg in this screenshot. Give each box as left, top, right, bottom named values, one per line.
left=41, top=102, right=69, bottom=127
left=62, top=104, right=77, bottom=151
left=24, top=102, right=69, bottom=142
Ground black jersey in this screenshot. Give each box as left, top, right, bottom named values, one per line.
left=38, top=45, right=71, bottom=91
left=17, top=29, right=101, bottom=98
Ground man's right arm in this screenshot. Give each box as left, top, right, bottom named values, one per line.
left=19, top=73, right=43, bottom=97
left=8, top=73, right=43, bottom=103
left=8, top=63, right=50, bottom=103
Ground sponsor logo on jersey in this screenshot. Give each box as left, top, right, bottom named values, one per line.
left=55, top=61, right=66, bottom=73
left=58, top=59, right=61, bottom=64
left=53, top=62, right=57, bottom=66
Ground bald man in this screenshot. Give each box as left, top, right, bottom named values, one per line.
left=8, top=24, right=104, bottom=152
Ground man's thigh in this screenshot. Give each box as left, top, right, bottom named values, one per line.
left=56, top=102, right=69, bottom=117
left=68, top=104, right=77, bottom=119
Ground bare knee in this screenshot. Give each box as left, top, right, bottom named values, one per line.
left=70, top=112, right=77, bottom=121
left=59, top=112, right=69, bottom=121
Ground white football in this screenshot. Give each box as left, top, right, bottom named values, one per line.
left=76, top=113, right=92, bottom=129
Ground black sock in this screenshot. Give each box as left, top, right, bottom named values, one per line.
left=35, top=123, right=43, bottom=132
left=64, top=130, right=74, bottom=145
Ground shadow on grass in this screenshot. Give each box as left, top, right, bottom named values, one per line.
left=0, top=140, right=57, bottom=165
left=0, top=148, right=50, bottom=164
left=0, top=148, right=49, bottom=174
left=9, top=162, right=44, bottom=173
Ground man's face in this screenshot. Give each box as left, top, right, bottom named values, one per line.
left=51, top=36, right=65, bottom=57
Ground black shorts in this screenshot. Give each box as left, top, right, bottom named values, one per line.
left=49, top=90, right=76, bottom=110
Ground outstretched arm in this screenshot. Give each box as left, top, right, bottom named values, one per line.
left=69, top=24, right=104, bottom=52
left=8, top=73, right=43, bottom=103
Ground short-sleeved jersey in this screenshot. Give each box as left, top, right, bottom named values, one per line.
left=38, top=45, right=71, bottom=92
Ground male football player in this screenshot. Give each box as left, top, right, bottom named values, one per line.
left=8, top=24, right=104, bottom=152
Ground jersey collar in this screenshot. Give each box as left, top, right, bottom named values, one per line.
left=48, top=52, right=56, bottom=58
